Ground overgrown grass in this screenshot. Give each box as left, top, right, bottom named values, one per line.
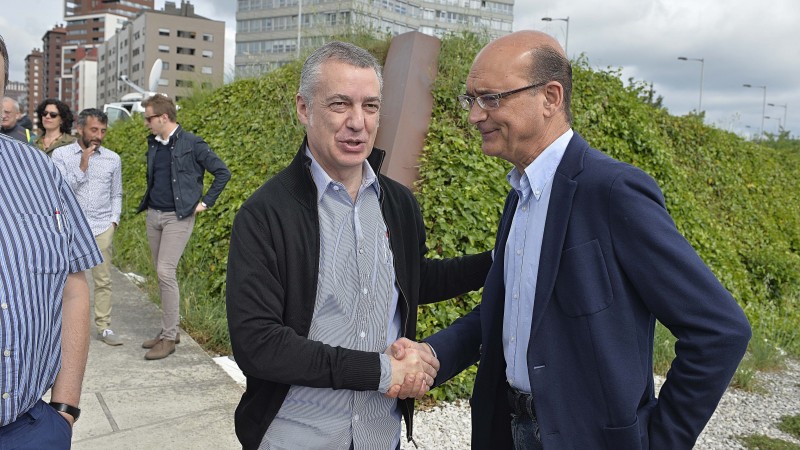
left=779, top=415, right=800, bottom=440
left=739, top=435, right=800, bottom=450
left=654, top=319, right=789, bottom=392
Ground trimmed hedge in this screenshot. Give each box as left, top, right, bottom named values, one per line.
left=104, top=32, right=800, bottom=401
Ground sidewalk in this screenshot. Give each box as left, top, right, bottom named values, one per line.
left=70, top=267, right=243, bottom=449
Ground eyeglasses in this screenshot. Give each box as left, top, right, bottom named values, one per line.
left=144, top=114, right=161, bottom=123
left=43, top=111, right=60, bottom=119
left=458, top=81, right=547, bottom=111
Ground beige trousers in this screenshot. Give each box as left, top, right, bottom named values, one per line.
left=145, top=209, right=195, bottom=340
left=92, top=225, right=115, bottom=330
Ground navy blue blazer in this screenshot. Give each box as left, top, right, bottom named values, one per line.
left=426, top=132, right=751, bottom=449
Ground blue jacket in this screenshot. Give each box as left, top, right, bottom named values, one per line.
left=426, top=132, right=751, bottom=449
left=137, top=125, right=230, bottom=219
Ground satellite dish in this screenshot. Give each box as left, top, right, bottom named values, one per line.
left=148, top=58, right=163, bottom=93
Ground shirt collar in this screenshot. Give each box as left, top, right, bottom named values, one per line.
left=155, top=125, right=179, bottom=145
left=507, top=128, right=573, bottom=201
left=305, top=146, right=380, bottom=202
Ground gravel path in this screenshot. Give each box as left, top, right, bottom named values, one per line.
left=404, top=359, right=800, bottom=449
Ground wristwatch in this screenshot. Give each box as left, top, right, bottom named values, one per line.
left=200, top=201, right=208, bottom=208
left=49, top=402, right=81, bottom=421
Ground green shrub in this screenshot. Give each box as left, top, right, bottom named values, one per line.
left=106, top=32, right=800, bottom=400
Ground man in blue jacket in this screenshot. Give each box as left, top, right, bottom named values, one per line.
left=415, top=30, right=751, bottom=449
left=137, top=94, right=230, bottom=360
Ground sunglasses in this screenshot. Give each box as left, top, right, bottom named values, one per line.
left=144, top=114, right=161, bottom=123
left=43, top=111, right=60, bottom=119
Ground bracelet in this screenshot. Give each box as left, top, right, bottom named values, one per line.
left=49, top=402, right=81, bottom=421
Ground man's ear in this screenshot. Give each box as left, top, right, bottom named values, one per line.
left=296, top=93, right=310, bottom=126
left=542, top=82, right=564, bottom=117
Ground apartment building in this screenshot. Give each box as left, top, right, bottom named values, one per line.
left=235, top=0, right=515, bottom=77
left=97, top=1, right=225, bottom=107
left=24, top=50, right=43, bottom=128
left=61, top=0, right=154, bottom=109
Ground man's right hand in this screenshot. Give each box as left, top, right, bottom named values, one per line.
left=384, top=338, right=439, bottom=399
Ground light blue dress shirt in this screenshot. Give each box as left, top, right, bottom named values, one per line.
left=260, top=148, right=401, bottom=449
left=503, top=129, right=572, bottom=393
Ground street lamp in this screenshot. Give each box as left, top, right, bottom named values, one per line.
left=677, top=56, right=704, bottom=112
left=764, top=115, right=782, bottom=132
left=541, top=16, right=569, bottom=56
left=297, top=0, right=303, bottom=58
left=767, top=102, right=788, bottom=130
left=743, top=84, right=767, bottom=139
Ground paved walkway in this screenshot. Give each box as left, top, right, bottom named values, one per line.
left=69, top=267, right=243, bottom=449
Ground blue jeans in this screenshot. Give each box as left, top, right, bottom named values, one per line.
left=508, top=386, right=543, bottom=450
left=511, top=411, right=543, bottom=450
left=0, top=399, right=72, bottom=449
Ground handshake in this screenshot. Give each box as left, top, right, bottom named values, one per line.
left=384, top=337, right=439, bottom=400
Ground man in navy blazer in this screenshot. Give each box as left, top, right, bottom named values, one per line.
left=407, top=30, right=751, bottom=449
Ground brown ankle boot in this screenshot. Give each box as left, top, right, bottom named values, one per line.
left=144, top=339, right=176, bottom=360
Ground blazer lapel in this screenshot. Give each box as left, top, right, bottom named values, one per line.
left=528, top=133, right=588, bottom=339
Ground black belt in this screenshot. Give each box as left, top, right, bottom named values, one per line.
left=507, top=386, right=536, bottom=419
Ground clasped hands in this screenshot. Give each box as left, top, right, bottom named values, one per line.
left=384, top=337, right=439, bottom=400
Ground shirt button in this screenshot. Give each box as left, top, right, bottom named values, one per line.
left=516, top=249, right=522, bottom=255
left=521, top=206, right=527, bottom=212
left=0, top=303, right=6, bottom=310
left=362, top=288, right=368, bottom=295
left=513, top=292, right=518, bottom=299
left=510, top=336, right=515, bottom=342
left=358, top=248, right=364, bottom=254
left=1, top=393, right=9, bottom=399
left=534, top=190, right=541, bottom=196
left=333, top=185, right=340, bottom=191
left=354, top=414, right=360, bottom=421
left=3, top=349, right=9, bottom=357
left=359, top=331, right=366, bottom=338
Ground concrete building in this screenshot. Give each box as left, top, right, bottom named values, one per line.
left=234, top=0, right=515, bottom=77
left=24, top=50, right=43, bottom=128
left=72, top=51, right=98, bottom=113
left=41, top=26, right=67, bottom=102
left=97, top=1, right=225, bottom=107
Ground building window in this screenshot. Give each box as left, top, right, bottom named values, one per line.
left=162, top=61, right=169, bottom=70
left=158, top=78, right=169, bottom=86
left=201, top=66, right=212, bottom=74
left=177, top=30, right=196, bottom=39
left=202, top=50, right=213, bottom=58
left=176, top=47, right=195, bottom=55
left=175, top=80, right=194, bottom=88
left=202, top=34, right=213, bottom=42
left=176, top=64, right=195, bottom=72
left=159, top=28, right=170, bottom=36
left=158, top=45, right=169, bottom=53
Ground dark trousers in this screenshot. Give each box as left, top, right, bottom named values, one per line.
left=0, top=399, right=72, bottom=449
left=508, top=386, right=543, bottom=450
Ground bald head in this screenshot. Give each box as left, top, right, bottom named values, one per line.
left=473, top=30, right=573, bottom=125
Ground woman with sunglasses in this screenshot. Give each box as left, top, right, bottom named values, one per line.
left=34, top=98, right=76, bottom=155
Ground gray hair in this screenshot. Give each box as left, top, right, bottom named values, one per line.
left=528, top=46, right=573, bottom=124
left=77, top=108, right=108, bottom=127
left=298, top=41, right=383, bottom=108
left=2, top=96, right=20, bottom=113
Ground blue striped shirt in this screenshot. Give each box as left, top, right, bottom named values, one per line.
left=261, top=149, right=401, bottom=449
left=0, top=135, right=103, bottom=426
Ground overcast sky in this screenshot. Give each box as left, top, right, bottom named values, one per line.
left=2, top=0, right=798, bottom=137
